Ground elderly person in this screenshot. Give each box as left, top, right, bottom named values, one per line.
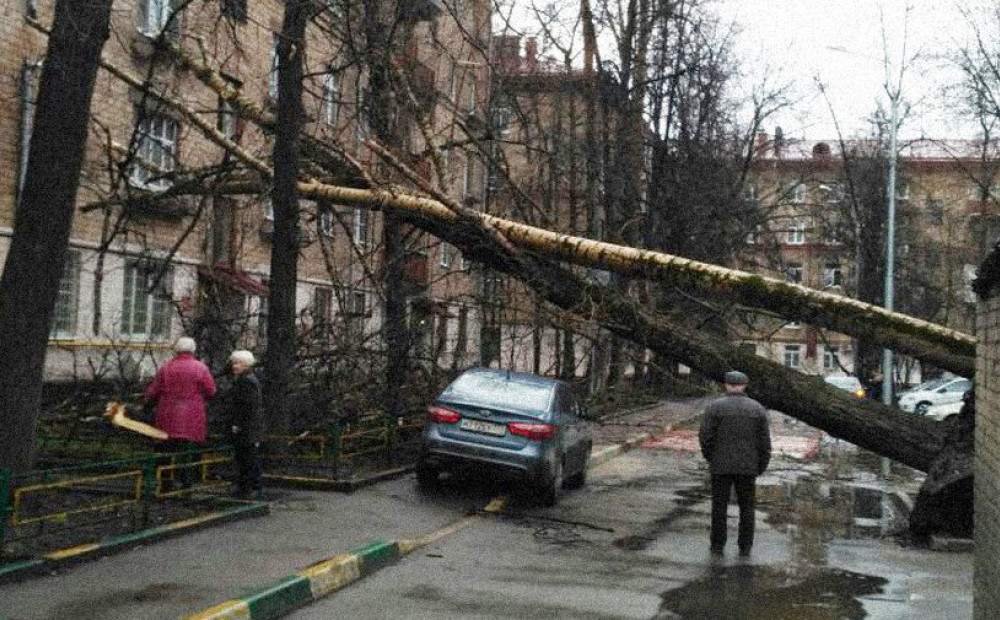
left=698, top=370, right=772, bottom=558
left=219, top=350, right=264, bottom=499
left=145, top=337, right=217, bottom=489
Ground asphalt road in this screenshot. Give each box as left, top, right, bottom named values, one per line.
left=284, top=443, right=973, bottom=620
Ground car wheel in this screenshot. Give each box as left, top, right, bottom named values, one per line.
left=538, top=457, right=563, bottom=507
left=915, top=401, right=931, bottom=415
left=564, top=444, right=591, bottom=490
left=415, top=460, right=440, bottom=489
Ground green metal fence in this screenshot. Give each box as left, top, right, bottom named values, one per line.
left=0, top=446, right=233, bottom=558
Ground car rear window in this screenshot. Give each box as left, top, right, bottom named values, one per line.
left=443, top=373, right=554, bottom=415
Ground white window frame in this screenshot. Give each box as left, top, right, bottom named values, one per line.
left=51, top=250, right=81, bottom=339
left=132, top=112, right=178, bottom=191
left=783, top=344, right=802, bottom=369
left=823, top=346, right=840, bottom=371
left=439, top=243, right=453, bottom=269
left=318, top=203, right=333, bottom=236
left=823, top=263, right=843, bottom=288
left=792, top=183, right=806, bottom=204
left=268, top=36, right=279, bottom=100
left=121, top=260, right=173, bottom=340
left=322, top=71, right=340, bottom=126
left=139, top=0, right=173, bottom=36
left=353, top=207, right=369, bottom=245
left=786, top=220, right=806, bottom=245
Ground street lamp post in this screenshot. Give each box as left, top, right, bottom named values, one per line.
left=881, top=91, right=900, bottom=480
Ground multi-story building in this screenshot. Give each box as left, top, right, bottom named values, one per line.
left=0, top=0, right=492, bottom=383
left=742, top=133, right=998, bottom=382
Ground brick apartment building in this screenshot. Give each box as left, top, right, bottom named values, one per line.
left=741, top=133, right=998, bottom=383
left=0, top=0, right=500, bottom=382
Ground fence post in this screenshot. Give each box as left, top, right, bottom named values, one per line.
left=0, top=468, right=12, bottom=555
left=330, top=420, right=341, bottom=478
left=141, top=456, right=156, bottom=527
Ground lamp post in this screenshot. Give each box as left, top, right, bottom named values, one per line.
left=880, top=87, right=901, bottom=480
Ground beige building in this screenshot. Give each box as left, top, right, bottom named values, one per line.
left=743, top=135, right=996, bottom=383
left=1, top=0, right=496, bottom=381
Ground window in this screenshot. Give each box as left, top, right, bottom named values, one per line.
left=820, top=223, right=841, bottom=245
left=257, top=295, right=268, bottom=342
left=896, top=182, right=910, bottom=201
left=218, top=97, right=237, bottom=140
left=17, top=59, right=41, bottom=206
left=353, top=207, right=369, bottom=245
left=313, top=286, right=333, bottom=329
left=462, top=152, right=474, bottom=198
left=783, top=344, right=802, bottom=369
left=343, top=289, right=366, bottom=316
left=139, top=0, right=177, bottom=36
left=786, top=220, right=806, bottom=245
left=268, top=36, right=279, bottom=100
left=51, top=250, right=81, bottom=338
left=926, top=198, right=944, bottom=225
left=440, top=243, right=453, bottom=268
left=818, top=182, right=842, bottom=203
left=786, top=262, right=803, bottom=284
left=823, top=263, right=843, bottom=287
left=317, top=202, right=333, bottom=236
left=823, top=346, right=840, bottom=370
left=746, top=224, right=763, bottom=245
left=784, top=321, right=802, bottom=330
left=467, top=76, right=477, bottom=114
left=792, top=183, right=806, bottom=204
left=220, top=0, right=247, bottom=22
left=743, top=185, right=759, bottom=210
left=322, top=71, right=340, bottom=125
left=122, top=261, right=173, bottom=340
left=132, top=112, right=178, bottom=190
left=492, top=104, right=513, bottom=139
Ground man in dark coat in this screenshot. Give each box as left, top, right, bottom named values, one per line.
left=698, top=370, right=772, bottom=557
left=219, top=350, right=264, bottom=499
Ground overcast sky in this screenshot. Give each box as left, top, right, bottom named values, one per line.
left=715, top=0, right=979, bottom=140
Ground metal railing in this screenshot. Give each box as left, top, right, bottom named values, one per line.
left=0, top=446, right=233, bottom=558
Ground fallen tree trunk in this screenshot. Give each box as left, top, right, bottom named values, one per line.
left=299, top=180, right=946, bottom=472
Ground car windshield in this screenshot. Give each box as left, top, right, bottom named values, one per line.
left=442, top=372, right=554, bottom=416
left=910, top=376, right=954, bottom=393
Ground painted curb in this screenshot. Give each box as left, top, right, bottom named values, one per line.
left=181, top=539, right=402, bottom=620
left=180, top=433, right=648, bottom=620
left=589, top=432, right=654, bottom=468
left=0, top=501, right=269, bottom=586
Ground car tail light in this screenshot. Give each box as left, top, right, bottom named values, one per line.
left=855, top=389, right=867, bottom=399
left=428, top=405, right=460, bottom=424
left=508, top=422, right=556, bottom=441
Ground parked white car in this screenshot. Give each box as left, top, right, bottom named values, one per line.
left=922, top=400, right=963, bottom=421
left=897, top=377, right=972, bottom=414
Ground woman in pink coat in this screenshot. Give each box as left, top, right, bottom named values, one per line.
left=145, top=337, right=217, bottom=490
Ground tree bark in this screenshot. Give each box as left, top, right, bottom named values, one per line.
left=0, top=0, right=112, bottom=472
left=263, top=0, right=308, bottom=435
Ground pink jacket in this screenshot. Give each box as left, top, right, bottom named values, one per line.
left=144, top=352, right=217, bottom=442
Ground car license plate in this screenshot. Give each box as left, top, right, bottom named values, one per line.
left=459, top=418, right=506, bottom=436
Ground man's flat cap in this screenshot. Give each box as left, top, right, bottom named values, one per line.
left=724, top=370, right=749, bottom=385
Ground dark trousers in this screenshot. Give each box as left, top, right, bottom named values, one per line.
left=161, top=439, right=200, bottom=490
left=233, top=439, right=263, bottom=493
left=710, top=474, right=757, bottom=551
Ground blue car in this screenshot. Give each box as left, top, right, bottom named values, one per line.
left=416, top=368, right=592, bottom=506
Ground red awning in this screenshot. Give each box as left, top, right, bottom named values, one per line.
left=197, top=263, right=268, bottom=296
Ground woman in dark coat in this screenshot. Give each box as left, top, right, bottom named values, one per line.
left=220, top=350, right=263, bottom=499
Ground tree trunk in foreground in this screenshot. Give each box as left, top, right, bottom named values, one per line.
left=263, top=0, right=308, bottom=436
left=0, top=0, right=112, bottom=472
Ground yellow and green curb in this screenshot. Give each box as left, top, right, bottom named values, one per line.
left=183, top=538, right=417, bottom=620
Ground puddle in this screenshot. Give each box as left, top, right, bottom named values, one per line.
left=656, top=564, right=887, bottom=619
